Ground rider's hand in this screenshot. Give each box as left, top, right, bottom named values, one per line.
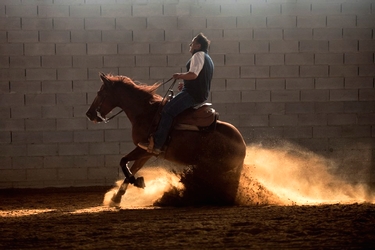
left=173, top=73, right=181, bottom=79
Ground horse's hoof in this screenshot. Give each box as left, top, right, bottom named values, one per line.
left=108, top=199, right=120, bottom=208
left=134, top=176, right=145, bottom=189
left=111, top=196, right=121, bottom=205
left=111, top=190, right=124, bottom=204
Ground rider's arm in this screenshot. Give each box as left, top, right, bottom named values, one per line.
left=173, top=71, right=197, bottom=80
left=173, top=52, right=205, bottom=80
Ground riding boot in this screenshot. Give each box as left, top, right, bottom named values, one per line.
left=138, top=137, right=162, bottom=155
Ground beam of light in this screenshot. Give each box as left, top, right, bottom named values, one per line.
left=0, top=209, right=56, bottom=217
left=0, top=207, right=122, bottom=217
left=68, top=206, right=118, bottom=214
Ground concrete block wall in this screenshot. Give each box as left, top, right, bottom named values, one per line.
left=0, top=0, right=374, bottom=188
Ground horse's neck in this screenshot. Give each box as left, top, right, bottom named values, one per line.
left=129, top=105, right=160, bottom=143
left=119, top=102, right=156, bottom=125
left=116, top=89, right=160, bottom=140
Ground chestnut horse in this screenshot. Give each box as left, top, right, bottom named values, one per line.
left=86, top=73, right=246, bottom=205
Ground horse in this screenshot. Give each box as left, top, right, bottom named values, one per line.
left=86, top=73, right=247, bottom=206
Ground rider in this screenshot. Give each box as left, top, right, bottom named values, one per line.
left=138, top=33, right=214, bottom=155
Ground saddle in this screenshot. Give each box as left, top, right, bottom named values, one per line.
left=145, top=102, right=218, bottom=153
left=174, top=103, right=219, bottom=131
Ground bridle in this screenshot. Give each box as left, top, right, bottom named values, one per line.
left=95, top=86, right=123, bottom=123
left=95, top=77, right=176, bottom=124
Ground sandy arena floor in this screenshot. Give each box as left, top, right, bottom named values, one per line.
left=0, top=187, right=374, bottom=249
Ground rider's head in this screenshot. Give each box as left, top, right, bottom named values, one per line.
left=191, top=33, right=210, bottom=53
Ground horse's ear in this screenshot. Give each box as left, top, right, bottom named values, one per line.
left=99, top=72, right=112, bottom=87
left=99, top=72, right=106, bottom=82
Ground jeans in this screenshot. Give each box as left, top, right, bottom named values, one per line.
left=153, top=91, right=197, bottom=149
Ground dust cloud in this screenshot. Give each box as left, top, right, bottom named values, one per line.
left=241, top=142, right=374, bottom=205
left=104, top=142, right=374, bottom=208
left=103, top=167, right=182, bottom=208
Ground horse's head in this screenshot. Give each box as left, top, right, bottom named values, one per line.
left=86, top=73, right=118, bottom=123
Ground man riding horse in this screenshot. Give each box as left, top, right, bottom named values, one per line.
left=138, top=33, right=214, bottom=155
left=86, top=33, right=245, bottom=205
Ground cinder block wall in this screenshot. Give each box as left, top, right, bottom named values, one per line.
left=0, top=0, right=374, bottom=188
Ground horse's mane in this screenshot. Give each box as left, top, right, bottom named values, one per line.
left=106, top=74, right=162, bottom=102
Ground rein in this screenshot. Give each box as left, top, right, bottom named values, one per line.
left=98, top=77, right=176, bottom=123
left=155, top=76, right=174, bottom=90
left=147, top=78, right=177, bottom=136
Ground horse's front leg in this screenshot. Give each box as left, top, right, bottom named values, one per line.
left=111, top=147, right=152, bottom=205
left=120, top=148, right=152, bottom=189
left=120, top=146, right=152, bottom=185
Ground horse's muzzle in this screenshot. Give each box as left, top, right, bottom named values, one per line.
left=86, top=109, right=103, bottom=123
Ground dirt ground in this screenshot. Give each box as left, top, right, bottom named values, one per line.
left=0, top=187, right=374, bottom=250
